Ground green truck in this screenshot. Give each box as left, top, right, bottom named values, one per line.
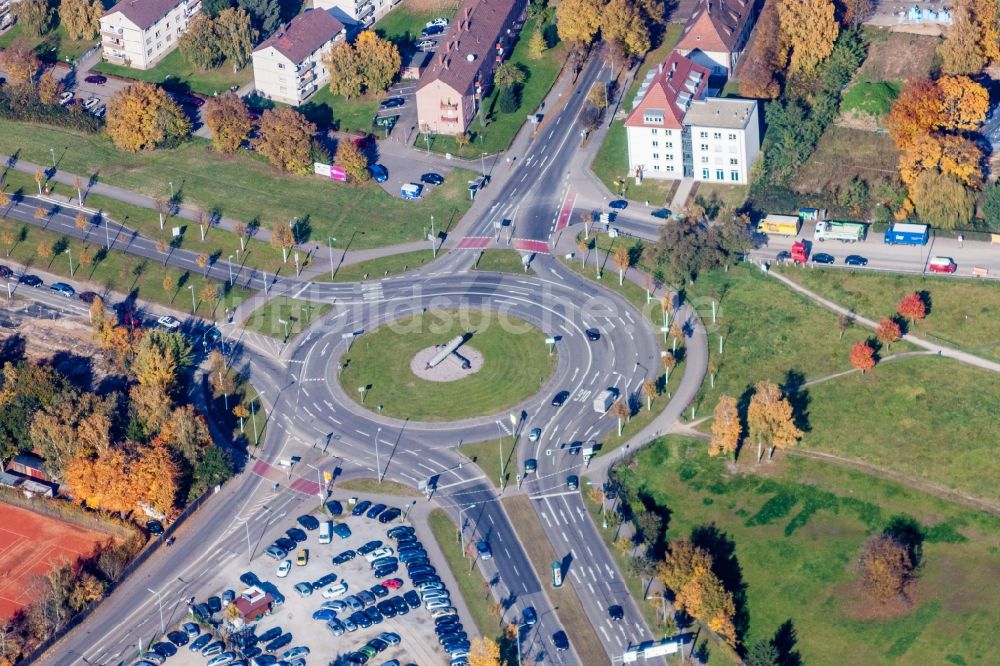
left=814, top=220, right=866, bottom=243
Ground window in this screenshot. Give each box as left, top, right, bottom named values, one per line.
left=716, top=169, right=724, bottom=180
left=652, top=165, right=660, bottom=171
left=651, top=129, right=658, bottom=135
left=702, top=168, right=709, bottom=179
left=731, top=171, right=740, bottom=181
left=665, top=129, right=673, bottom=136
left=700, top=156, right=708, bottom=164
left=700, top=144, right=708, bottom=151
left=665, top=142, right=673, bottom=149
left=166, top=22, right=170, bottom=28
left=653, top=153, right=659, bottom=160
left=666, top=165, right=675, bottom=173
left=278, top=63, right=285, bottom=69
left=713, top=132, right=721, bottom=139
left=729, top=158, right=738, bottom=165
left=699, top=131, right=708, bottom=138
left=156, top=42, right=162, bottom=49
left=166, top=34, right=172, bottom=41
left=728, top=133, right=737, bottom=140
left=147, top=48, right=152, bottom=55
left=155, top=30, right=160, bottom=37
left=652, top=141, right=659, bottom=147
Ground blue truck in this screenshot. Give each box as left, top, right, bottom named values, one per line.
left=883, top=223, right=929, bottom=246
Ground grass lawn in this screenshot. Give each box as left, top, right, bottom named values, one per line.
left=460, top=435, right=520, bottom=489
left=298, top=88, right=379, bottom=134
left=616, top=436, right=1000, bottom=665
left=0, top=215, right=247, bottom=314
left=472, top=249, right=532, bottom=274
left=375, top=1, right=461, bottom=45
left=776, top=267, right=1000, bottom=363
left=339, top=310, right=556, bottom=420
left=242, top=297, right=332, bottom=339
left=322, top=249, right=441, bottom=282
left=421, top=16, right=565, bottom=158
left=685, top=264, right=890, bottom=413
left=590, top=24, right=683, bottom=204
left=691, top=182, right=748, bottom=211
left=335, top=478, right=421, bottom=497
left=0, top=118, right=476, bottom=250
left=93, top=48, right=253, bottom=97
left=802, top=356, right=1000, bottom=504
left=840, top=78, right=901, bottom=118
left=0, top=23, right=96, bottom=63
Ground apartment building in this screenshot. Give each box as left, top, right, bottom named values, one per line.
left=625, top=52, right=760, bottom=185
left=251, top=10, right=346, bottom=106
left=0, top=0, right=14, bottom=34
left=414, top=0, right=526, bottom=136
left=313, top=0, right=400, bottom=28
left=674, top=0, right=759, bottom=78
left=100, top=0, right=201, bottom=69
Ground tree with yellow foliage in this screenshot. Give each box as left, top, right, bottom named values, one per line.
left=709, top=395, right=740, bottom=458
left=658, top=540, right=738, bottom=647
left=354, top=30, right=401, bottom=93
left=910, top=170, right=975, bottom=229
left=747, top=381, right=802, bottom=463
left=253, top=108, right=315, bottom=174
left=612, top=244, right=631, bottom=285
left=59, top=0, right=104, bottom=40
left=556, top=0, right=604, bottom=45
left=105, top=82, right=191, bottom=152
left=203, top=93, right=253, bottom=154
left=778, top=0, right=838, bottom=74
left=602, top=0, right=651, bottom=57
left=0, top=38, right=40, bottom=83
left=37, top=70, right=64, bottom=105
left=335, top=140, right=370, bottom=183
left=133, top=438, right=180, bottom=514
left=887, top=78, right=944, bottom=150
left=467, top=636, right=501, bottom=666
left=936, top=75, right=989, bottom=131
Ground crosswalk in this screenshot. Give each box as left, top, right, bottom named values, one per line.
left=361, top=281, right=384, bottom=301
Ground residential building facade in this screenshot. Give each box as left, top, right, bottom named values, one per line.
left=313, top=0, right=400, bottom=28
left=626, top=52, right=760, bottom=185
left=414, top=0, right=526, bottom=136
left=674, top=0, right=758, bottom=77
left=251, top=10, right=346, bottom=107
left=100, top=0, right=201, bottom=70
left=0, top=0, right=14, bottom=34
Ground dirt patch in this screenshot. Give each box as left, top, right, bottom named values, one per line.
left=793, top=126, right=898, bottom=193
left=0, top=309, right=109, bottom=371
left=840, top=579, right=917, bottom=621
left=860, top=32, right=940, bottom=82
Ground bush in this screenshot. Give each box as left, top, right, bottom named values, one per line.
left=0, top=84, right=103, bottom=133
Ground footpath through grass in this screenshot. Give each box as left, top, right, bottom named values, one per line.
left=617, top=436, right=1000, bottom=665
left=94, top=48, right=252, bottom=97
left=777, top=267, right=1000, bottom=363
left=0, top=118, right=475, bottom=250
left=242, top=297, right=332, bottom=339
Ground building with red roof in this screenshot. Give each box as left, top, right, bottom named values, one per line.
left=675, top=0, right=759, bottom=77
left=252, top=10, right=347, bottom=106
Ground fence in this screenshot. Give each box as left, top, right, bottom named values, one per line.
left=18, top=488, right=216, bottom=664
left=0, top=487, right=136, bottom=540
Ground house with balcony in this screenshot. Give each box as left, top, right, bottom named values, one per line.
left=625, top=52, right=760, bottom=185
left=312, top=0, right=400, bottom=28
left=674, top=0, right=759, bottom=79
left=99, top=0, right=201, bottom=69
left=251, top=10, right=346, bottom=106
left=414, top=0, right=526, bottom=136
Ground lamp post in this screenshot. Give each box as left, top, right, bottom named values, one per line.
left=480, top=152, right=487, bottom=177
left=496, top=421, right=505, bottom=491
left=146, top=587, right=165, bottom=635
left=375, top=426, right=382, bottom=483
left=458, top=503, right=476, bottom=552
left=228, top=254, right=234, bottom=285
left=278, top=318, right=289, bottom=342
left=515, top=621, right=532, bottom=666
left=187, top=284, right=195, bottom=314
left=49, top=148, right=56, bottom=168
left=65, top=248, right=73, bottom=277
left=305, top=462, right=325, bottom=500
left=168, top=181, right=174, bottom=198
left=328, top=236, right=337, bottom=279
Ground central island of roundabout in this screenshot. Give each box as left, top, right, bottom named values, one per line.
left=338, top=309, right=557, bottom=421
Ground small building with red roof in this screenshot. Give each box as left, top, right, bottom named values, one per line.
left=675, top=0, right=759, bottom=77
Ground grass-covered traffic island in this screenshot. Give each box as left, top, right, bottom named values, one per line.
left=339, top=309, right=556, bottom=421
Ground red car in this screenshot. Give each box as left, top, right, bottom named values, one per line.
left=353, top=133, right=375, bottom=151
left=84, top=75, right=107, bottom=84
left=381, top=578, right=403, bottom=590
left=928, top=256, right=957, bottom=273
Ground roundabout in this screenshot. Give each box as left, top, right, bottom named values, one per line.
left=338, top=309, right=557, bottom=421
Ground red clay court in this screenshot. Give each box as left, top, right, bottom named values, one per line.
left=0, top=502, right=112, bottom=619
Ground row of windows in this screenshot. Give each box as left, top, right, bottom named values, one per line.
left=650, top=165, right=675, bottom=172
left=702, top=169, right=741, bottom=182
left=700, top=131, right=738, bottom=141
left=650, top=141, right=674, bottom=149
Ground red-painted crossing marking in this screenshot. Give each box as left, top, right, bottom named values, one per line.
left=456, top=236, right=492, bottom=250
left=514, top=239, right=550, bottom=254
left=554, top=187, right=576, bottom=233
left=290, top=477, right=322, bottom=496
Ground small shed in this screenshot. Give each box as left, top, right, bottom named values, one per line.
left=7, top=454, right=50, bottom=482
left=234, top=586, right=272, bottom=623
left=401, top=51, right=431, bottom=80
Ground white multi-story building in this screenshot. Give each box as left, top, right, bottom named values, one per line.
left=674, top=0, right=758, bottom=78
left=251, top=10, right=345, bottom=106
left=100, top=0, right=201, bottom=70
left=625, top=52, right=760, bottom=185
left=313, top=0, right=400, bottom=29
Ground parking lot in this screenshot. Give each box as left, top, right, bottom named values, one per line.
left=147, top=498, right=464, bottom=666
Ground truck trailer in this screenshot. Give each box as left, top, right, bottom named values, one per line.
left=814, top=220, right=866, bottom=243
left=593, top=389, right=617, bottom=414
left=884, top=223, right=929, bottom=246
left=757, top=215, right=801, bottom=237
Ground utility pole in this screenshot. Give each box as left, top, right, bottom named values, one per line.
left=328, top=237, right=337, bottom=279
left=375, top=426, right=382, bottom=483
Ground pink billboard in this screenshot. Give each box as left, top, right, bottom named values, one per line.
left=313, top=162, right=347, bottom=182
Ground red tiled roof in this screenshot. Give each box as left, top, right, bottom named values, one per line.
left=676, top=0, right=754, bottom=54
left=253, top=10, right=344, bottom=63
left=103, top=0, right=185, bottom=30
left=624, top=52, right=710, bottom=129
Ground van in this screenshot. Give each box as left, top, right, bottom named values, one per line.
left=318, top=521, right=332, bottom=544
left=593, top=389, right=617, bottom=414
left=401, top=183, right=423, bottom=200
left=928, top=256, right=957, bottom=273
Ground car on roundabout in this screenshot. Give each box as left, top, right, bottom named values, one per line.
left=586, top=327, right=601, bottom=341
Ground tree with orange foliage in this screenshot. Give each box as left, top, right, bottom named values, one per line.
left=875, top=318, right=902, bottom=349
left=64, top=446, right=138, bottom=515
left=0, top=38, right=40, bottom=83
left=896, top=293, right=927, bottom=325
left=859, top=534, right=915, bottom=603
left=777, top=0, right=838, bottom=74
left=739, top=0, right=784, bottom=99
left=657, top=540, right=738, bottom=647
left=133, top=438, right=180, bottom=514
left=886, top=79, right=944, bottom=150
left=937, top=75, right=989, bottom=131
left=747, top=381, right=802, bottom=463
left=937, top=0, right=997, bottom=75
left=709, top=395, right=741, bottom=458
left=849, top=341, right=876, bottom=373
left=106, top=82, right=191, bottom=152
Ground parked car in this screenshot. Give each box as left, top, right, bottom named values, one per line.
left=206, top=596, right=222, bottom=613
left=421, top=24, right=445, bottom=36
left=369, top=165, right=389, bottom=183
left=352, top=501, right=373, bottom=516
left=84, top=75, right=107, bottom=84
left=366, top=503, right=388, bottom=519
left=294, top=582, right=313, bottom=597
left=426, top=17, right=448, bottom=26
left=358, top=540, right=383, bottom=555
left=844, top=254, right=868, bottom=267
left=415, top=39, right=437, bottom=50
left=19, top=274, right=43, bottom=287
left=379, top=97, right=405, bottom=109
left=812, top=253, right=835, bottom=265
left=296, top=549, right=309, bottom=566
left=608, top=199, right=628, bottom=210
left=92, top=106, right=106, bottom=118
left=277, top=560, right=292, bottom=577
left=314, top=572, right=338, bottom=588
left=59, top=91, right=74, bottom=105
left=326, top=500, right=344, bottom=516
left=257, top=627, right=282, bottom=643
left=387, top=526, right=414, bottom=539
left=264, top=545, right=286, bottom=560
left=476, top=540, right=492, bottom=560
left=382, top=578, right=404, bottom=589
left=152, top=641, right=177, bottom=656
left=333, top=549, right=357, bottom=564
left=378, top=507, right=401, bottom=523
left=297, top=514, right=320, bottom=530
left=333, top=523, right=352, bottom=539
left=264, top=633, right=293, bottom=652
left=420, top=172, right=444, bottom=185
left=239, top=572, right=260, bottom=587
left=83, top=97, right=100, bottom=110
left=322, top=581, right=349, bottom=598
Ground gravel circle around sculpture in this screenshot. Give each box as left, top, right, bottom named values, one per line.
left=409, top=345, right=484, bottom=382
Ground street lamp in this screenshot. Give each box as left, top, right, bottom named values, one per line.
left=278, top=318, right=289, bottom=342
left=146, top=587, right=165, bottom=635
left=305, top=462, right=325, bottom=500
left=169, top=181, right=174, bottom=198
left=480, top=152, right=487, bottom=177
left=49, top=148, right=56, bottom=168
left=375, top=426, right=382, bottom=483
left=328, top=236, right=337, bottom=279
left=187, top=284, right=195, bottom=314
left=458, top=503, right=477, bottom=552
left=65, top=248, right=73, bottom=277
left=228, top=254, right=234, bottom=285
left=515, top=621, right=533, bottom=666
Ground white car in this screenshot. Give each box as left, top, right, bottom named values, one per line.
left=426, top=17, right=448, bottom=27
left=364, top=547, right=394, bottom=563
left=322, top=581, right=349, bottom=598
left=83, top=96, right=100, bottom=110
left=59, top=91, right=74, bottom=106
left=157, top=315, right=181, bottom=330
left=528, top=427, right=541, bottom=442
left=277, top=559, right=291, bottom=578
left=416, top=40, right=437, bottom=50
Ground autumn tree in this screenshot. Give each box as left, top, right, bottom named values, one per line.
left=740, top=1, right=784, bottom=98
left=179, top=15, right=224, bottom=69
left=875, top=317, right=902, bottom=349
left=335, top=139, right=370, bottom=183
left=938, top=3, right=987, bottom=75
left=896, top=293, right=927, bottom=325
left=467, top=636, right=501, bottom=666
left=886, top=78, right=945, bottom=151
left=642, top=379, right=656, bottom=411
left=841, top=0, right=873, bottom=25
left=106, top=82, right=191, bottom=152
left=199, top=281, right=219, bottom=308
left=747, top=381, right=802, bottom=463
left=202, top=93, right=252, bottom=154
left=132, top=438, right=181, bottom=513
left=849, top=340, right=876, bottom=373
left=610, top=398, right=629, bottom=435
left=658, top=540, right=737, bottom=646
left=859, top=534, right=915, bottom=603
left=215, top=8, right=257, bottom=70
left=64, top=446, right=138, bottom=514
left=709, top=395, right=740, bottom=457
left=778, top=0, right=838, bottom=74
left=528, top=29, right=547, bottom=58
left=354, top=31, right=400, bottom=93
left=68, top=572, right=104, bottom=611
left=0, top=38, right=41, bottom=83
left=612, top=244, right=630, bottom=285
left=588, top=82, right=607, bottom=110
left=556, top=0, right=604, bottom=45
left=323, top=42, right=363, bottom=98
left=14, top=0, right=53, bottom=37
left=37, top=70, right=64, bottom=105
left=253, top=108, right=315, bottom=174
left=59, top=0, right=103, bottom=40
left=602, top=0, right=650, bottom=57
left=271, top=222, right=296, bottom=262
left=937, top=75, right=989, bottom=131
left=910, top=170, right=975, bottom=229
